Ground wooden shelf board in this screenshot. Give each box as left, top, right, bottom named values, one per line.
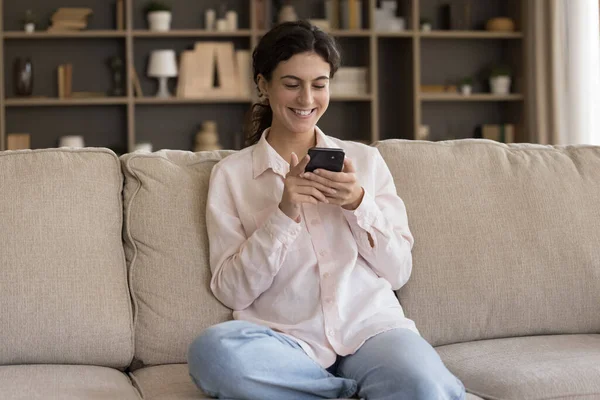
left=420, top=93, right=524, bottom=102
left=419, top=30, right=523, bottom=39
left=329, top=29, right=372, bottom=37
left=5, top=97, right=128, bottom=106
left=255, top=29, right=372, bottom=37
left=376, top=31, right=415, bottom=38
left=3, top=30, right=127, bottom=39
left=330, top=94, right=373, bottom=101
left=135, top=97, right=253, bottom=104
left=133, top=30, right=252, bottom=38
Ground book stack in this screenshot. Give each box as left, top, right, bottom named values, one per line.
left=48, top=8, right=93, bottom=32
left=7, top=134, right=31, bottom=150
left=326, top=0, right=363, bottom=30
left=330, top=67, right=369, bottom=96
left=176, top=42, right=252, bottom=99
left=478, top=124, right=515, bottom=143
left=57, top=64, right=73, bottom=98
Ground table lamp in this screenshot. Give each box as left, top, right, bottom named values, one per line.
left=147, top=49, right=178, bottom=97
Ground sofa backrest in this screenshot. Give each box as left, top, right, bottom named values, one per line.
left=0, top=148, right=134, bottom=368
left=120, top=150, right=234, bottom=368
left=375, top=139, right=600, bottom=347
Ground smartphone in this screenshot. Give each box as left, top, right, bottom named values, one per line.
left=305, top=147, right=345, bottom=173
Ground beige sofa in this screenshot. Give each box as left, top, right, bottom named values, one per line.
left=1, top=139, right=599, bottom=400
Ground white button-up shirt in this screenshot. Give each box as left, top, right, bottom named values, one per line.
left=206, top=126, right=419, bottom=368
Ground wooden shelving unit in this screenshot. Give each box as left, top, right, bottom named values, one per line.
left=0, top=0, right=528, bottom=151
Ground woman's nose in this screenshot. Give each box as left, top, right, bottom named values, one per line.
left=298, top=86, right=313, bottom=106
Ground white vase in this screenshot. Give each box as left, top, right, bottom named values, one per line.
left=460, top=85, right=472, bottom=95
left=490, top=76, right=511, bottom=95
left=24, top=23, right=35, bottom=33
left=147, top=11, right=172, bottom=32
left=278, top=5, right=298, bottom=23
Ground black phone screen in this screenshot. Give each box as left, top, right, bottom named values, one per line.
left=305, top=147, right=345, bottom=173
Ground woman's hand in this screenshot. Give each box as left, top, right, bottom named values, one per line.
left=301, top=157, right=364, bottom=210
left=279, top=153, right=338, bottom=221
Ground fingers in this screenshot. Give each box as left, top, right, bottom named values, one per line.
left=290, top=154, right=311, bottom=176
left=343, top=157, right=355, bottom=173
left=301, top=171, right=345, bottom=189
left=290, top=152, right=299, bottom=169
left=295, top=185, right=329, bottom=203
left=309, top=168, right=354, bottom=183
left=296, top=178, right=337, bottom=195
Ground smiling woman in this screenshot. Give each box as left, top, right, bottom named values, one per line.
left=244, top=20, right=341, bottom=148
left=187, top=20, right=466, bottom=400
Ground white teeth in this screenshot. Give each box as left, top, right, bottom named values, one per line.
left=293, top=108, right=312, bottom=116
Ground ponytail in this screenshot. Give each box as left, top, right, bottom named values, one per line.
left=243, top=100, right=272, bottom=147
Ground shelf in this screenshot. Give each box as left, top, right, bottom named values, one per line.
left=329, top=29, right=372, bottom=37
left=5, top=97, right=129, bottom=106
left=330, top=94, right=373, bottom=101
left=133, top=30, right=252, bottom=38
left=255, top=29, right=372, bottom=37
left=376, top=31, right=415, bottom=38
left=420, top=93, right=524, bottom=102
left=135, top=97, right=252, bottom=104
left=419, top=31, right=523, bottom=39
left=3, top=31, right=127, bottom=39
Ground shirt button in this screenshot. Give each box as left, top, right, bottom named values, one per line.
left=326, top=297, right=333, bottom=304
left=319, top=250, right=327, bottom=257
left=311, top=218, right=320, bottom=226
left=322, top=272, right=331, bottom=279
left=327, top=329, right=335, bottom=337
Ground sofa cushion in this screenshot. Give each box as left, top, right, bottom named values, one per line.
left=121, top=150, right=234, bottom=367
left=0, top=364, right=141, bottom=400
left=130, top=364, right=209, bottom=400
left=375, top=139, right=600, bottom=347
left=436, top=334, right=600, bottom=399
left=0, top=148, right=134, bottom=368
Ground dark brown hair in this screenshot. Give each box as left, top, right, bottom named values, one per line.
left=243, top=20, right=341, bottom=147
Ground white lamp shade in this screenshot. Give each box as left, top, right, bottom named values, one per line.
left=147, top=50, right=178, bottom=78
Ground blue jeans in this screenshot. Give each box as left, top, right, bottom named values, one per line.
left=187, top=320, right=466, bottom=400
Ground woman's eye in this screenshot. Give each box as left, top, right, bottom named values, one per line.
left=313, top=85, right=326, bottom=89
left=285, top=84, right=299, bottom=89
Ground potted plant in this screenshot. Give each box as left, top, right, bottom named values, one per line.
left=420, top=17, right=432, bottom=32
left=22, top=9, right=37, bottom=33
left=459, top=77, right=473, bottom=95
left=145, top=1, right=172, bottom=32
left=489, top=64, right=512, bottom=95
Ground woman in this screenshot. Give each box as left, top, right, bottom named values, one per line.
left=188, top=20, right=466, bottom=400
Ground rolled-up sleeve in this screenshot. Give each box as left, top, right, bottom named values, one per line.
left=206, top=164, right=302, bottom=310
left=342, top=148, right=414, bottom=290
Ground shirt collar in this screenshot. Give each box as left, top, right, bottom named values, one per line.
left=252, top=126, right=336, bottom=179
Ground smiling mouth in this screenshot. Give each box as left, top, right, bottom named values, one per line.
left=289, top=108, right=316, bottom=117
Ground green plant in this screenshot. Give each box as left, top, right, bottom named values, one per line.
left=460, top=77, right=473, bottom=86
left=144, top=1, right=171, bottom=13
left=21, top=9, right=37, bottom=24
left=490, top=65, right=512, bottom=78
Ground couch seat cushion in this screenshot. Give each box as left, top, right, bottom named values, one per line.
left=130, top=364, right=208, bottom=399
left=0, top=364, right=140, bottom=400
left=436, top=334, right=600, bottom=399
left=130, top=363, right=484, bottom=400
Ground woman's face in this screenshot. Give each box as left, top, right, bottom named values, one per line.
left=259, top=51, right=331, bottom=136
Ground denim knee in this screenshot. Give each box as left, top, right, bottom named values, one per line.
left=404, top=370, right=465, bottom=400
left=188, top=321, right=248, bottom=392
